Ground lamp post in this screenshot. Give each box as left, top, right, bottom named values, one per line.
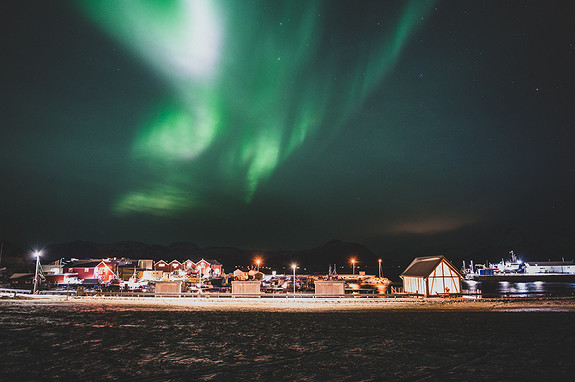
left=378, top=259, right=382, bottom=279
left=351, top=258, right=356, bottom=276
left=199, top=264, right=204, bottom=294
left=291, top=264, right=296, bottom=296
left=256, top=258, right=261, bottom=273
left=33, top=251, right=41, bottom=294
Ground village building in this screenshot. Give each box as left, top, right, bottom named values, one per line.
left=233, top=269, right=248, bottom=280
left=153, top=260, right=169, bottom=271
left=168, top=260, right=183, bottom=273
left=93, top=261, right=117, bottom=284
left=183, top=259, right=196, bottom=271
left=65, top=260, right=102, bottom=280
left=155, top=281, right=182, bottom=294
left=231, top=280, right=261, bottom=295
left=138, top=259, right=154, bottom=270
left=194, top=259, right=222, bottom=276
left=64, top=260, right=116, bottom=284
left=9, top=273, right=34, bottom=289
left=205, top=259, right=223, bottom=275
left=400, top=255, right=463, bottom=297
left=141, top=270, right=164, bottom=281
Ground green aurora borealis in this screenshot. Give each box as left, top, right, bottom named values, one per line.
left=79, top=0, right=434, bottom=216
left=1, top=0, right=574, bottom=258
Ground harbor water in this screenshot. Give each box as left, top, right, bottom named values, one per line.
left=463, top=280, right=575, bottom=297
left=1, top=300, right=574, bottom=381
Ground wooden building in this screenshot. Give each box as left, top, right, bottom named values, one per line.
left=183, top=259, right=196, bottom=271
left=65, top=260, right=99, bottom=280
left=196, top=259, right=222, bottom=276
left=401, top=256, right=463, bottom=297
left=231, top=280, right=261, bottom=295
left=155, top=281, right=182, bottom=294
left=168, top=260, right=183, bottom=273
left=314, top=280, right=345, bottom=296
left=9, top=273, right=34, bottom=290
left=93, top=261, right=117, bottom=283
left=153, top=260, right=169, bottom=271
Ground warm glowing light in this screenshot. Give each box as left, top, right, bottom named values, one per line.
left=291, top=264, right=297, bottom=270
left=378, top=259, right=382, bottom=263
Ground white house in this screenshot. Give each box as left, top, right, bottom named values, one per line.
left=400, top=255, right=463, bottom=297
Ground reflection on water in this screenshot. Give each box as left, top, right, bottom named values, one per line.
left=464, top=281, right=575, bottom=296
left=1, top=301, right=575, bottom=381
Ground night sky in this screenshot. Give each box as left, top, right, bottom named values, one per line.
left=1, top=1, right=574, bottom=261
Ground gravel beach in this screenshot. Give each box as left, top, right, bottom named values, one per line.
left=6, top=294, right=575, bottom=312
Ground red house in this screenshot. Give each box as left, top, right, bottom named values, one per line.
left=197, top=259, right=223, bottom=276
left=183, top=259, right=196, bottom=271
left=169, top=260, right=183, bottom=273
left=65, top=260, right=116, bottom=284
left=66, top=260, right=102, bottom=280
left=205, top=259, right=222, bottom=276
left=154, top=260, right=169, bottom=271
left=94, top=261, right=116, bottom=283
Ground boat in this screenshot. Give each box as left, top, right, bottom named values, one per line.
left=465, top=251, right=575, bottom=282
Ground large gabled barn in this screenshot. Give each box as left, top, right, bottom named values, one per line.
left=400, top=255, right=463, bottom=297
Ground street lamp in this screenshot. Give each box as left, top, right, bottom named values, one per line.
left=351, top=258, right=356, bottom=276
left=255, top=258, right=261, bottom=273
left=378, top=259, right=382, bottom=279
left=33, top=251, right=41, bottom=294
left=291, top=264, right=297, bottom=295
left=196, top=263, right=204, bottom=295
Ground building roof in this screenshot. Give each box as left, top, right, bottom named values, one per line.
left=401, top=256, right=462, bottom=278
left=66, top=260, right=103, bottom=268
left=9, top=273, right=34, bottom=279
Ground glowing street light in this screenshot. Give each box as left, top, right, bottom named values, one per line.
left=291, top=264, right=297, bottom=296
left=378, top=259, right=382, bottom=279
left=350, top=258, right=356, bottom=276
left=255, top=258, right=261, bottom=273
left=33, top=251, right=41, bottom=294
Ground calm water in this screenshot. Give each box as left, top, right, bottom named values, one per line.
left=463, top=280, right=575, bottom=296
left=1, top=300, right=574, bottom=381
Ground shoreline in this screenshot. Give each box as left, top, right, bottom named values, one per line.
left=2, top=294, right=575, bottom=312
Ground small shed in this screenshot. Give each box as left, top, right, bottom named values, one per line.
left=314, top=280, right=345, bottom=296
left=155, top=281, right=182, bottom=294
left=231, top=280, right=261, bottom=295
left=401, top=256, right=462, bottom=297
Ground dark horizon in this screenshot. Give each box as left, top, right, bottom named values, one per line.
left=2, top=1, right=574, bottom=261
